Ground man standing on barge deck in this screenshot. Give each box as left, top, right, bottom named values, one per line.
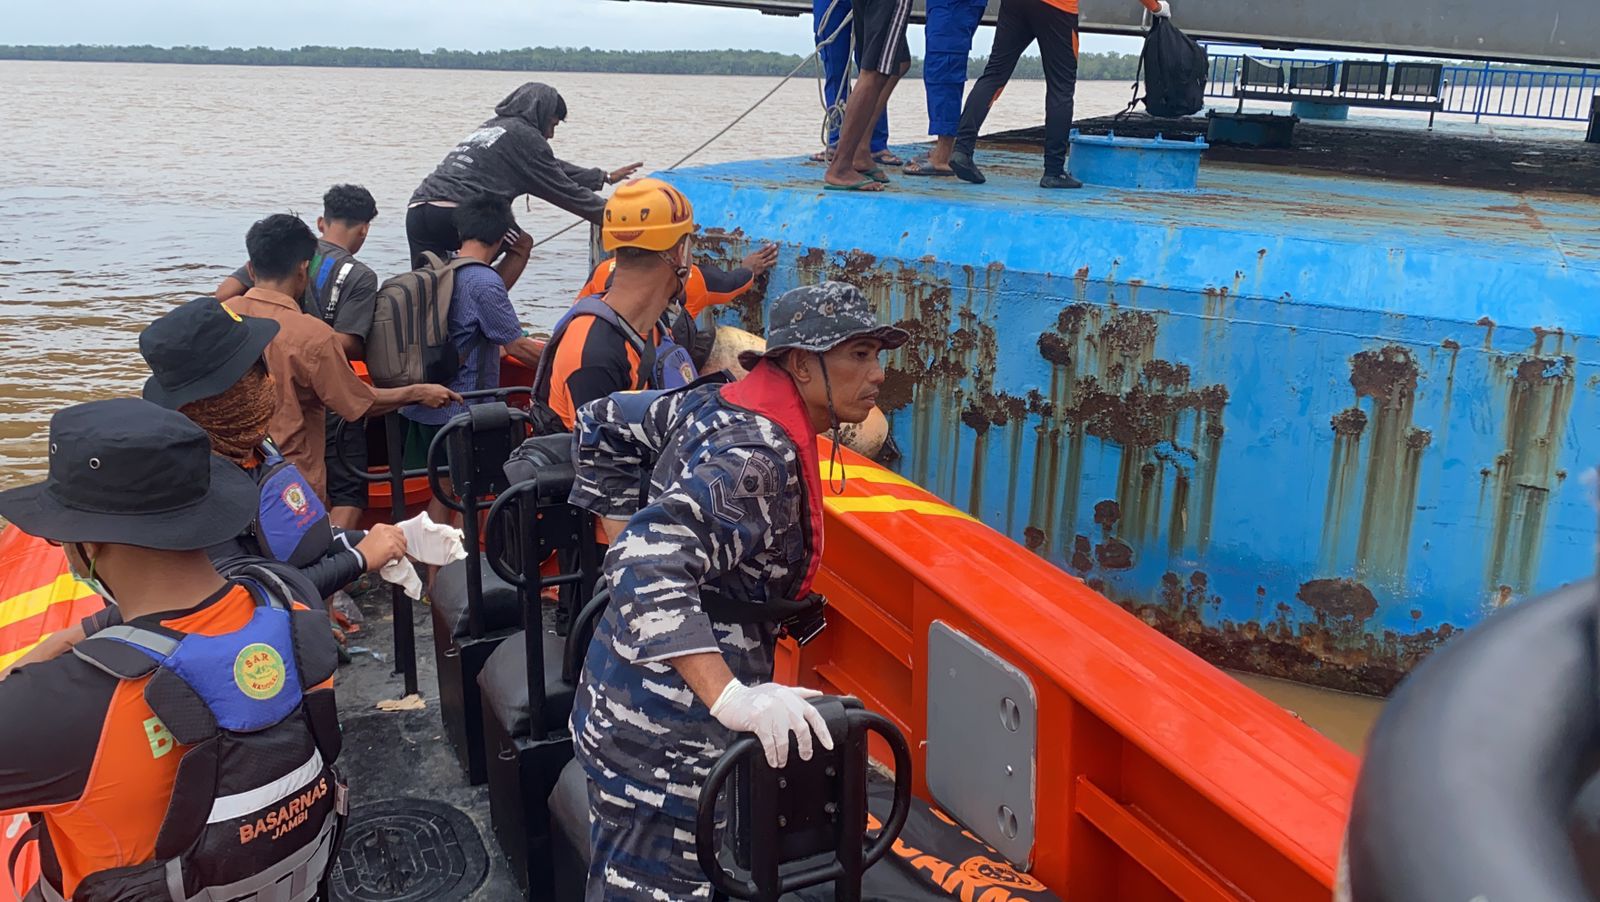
left=949, top=0, right=1172, bottom=188
left=822, top=0, right=914, bottom=191
left=568, top=282, right=907, bottom=899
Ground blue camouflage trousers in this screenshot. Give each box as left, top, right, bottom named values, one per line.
left=586, top=780, right=714, bottom=901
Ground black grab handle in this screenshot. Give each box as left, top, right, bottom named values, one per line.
left=330, top=386, right=532, bottom=486
left=425, top=400, right=532, bottom=640
left=694, top=696, right=913, bottom=902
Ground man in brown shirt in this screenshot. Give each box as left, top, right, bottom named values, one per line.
left=229, top=214, right=458, bottom=501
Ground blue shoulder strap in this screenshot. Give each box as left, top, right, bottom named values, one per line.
left=257, top=438, right=285, bottom=467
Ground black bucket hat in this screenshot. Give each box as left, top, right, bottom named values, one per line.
left=141, top=297, right=279, bottom=409
left=738, top=282, right=909, bottom=370
left=0, top=398, right=258, bottom=550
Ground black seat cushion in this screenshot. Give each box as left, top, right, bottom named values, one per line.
left=477, top=629, right=574, bottom=737
left=433, top=553, right=521, bottom=639
left=549, top=758, right=591, bottom=867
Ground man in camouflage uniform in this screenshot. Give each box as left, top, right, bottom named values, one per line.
left=569, top=281, right=907, bottom=900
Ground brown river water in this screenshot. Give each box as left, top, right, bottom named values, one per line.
left=0, top=60, right=1379, bottom=751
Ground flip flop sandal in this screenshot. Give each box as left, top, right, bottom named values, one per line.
left=824, top=178, right=887, bottom=192
left=904, top=161, right=955, bottom=177
left=809, top=148, right=837, bottom=163
left=856, top=167, right=891, bottom=184
left=873, top=150, right=906, bottom=166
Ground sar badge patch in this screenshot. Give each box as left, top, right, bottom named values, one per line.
left=234, top=642, right=287, bottom=700
left=280, top=481, right=309, bottom=516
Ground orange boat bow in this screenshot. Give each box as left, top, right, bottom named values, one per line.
left=0, top=527, right=102, bottom=900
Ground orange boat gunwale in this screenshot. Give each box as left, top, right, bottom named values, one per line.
left=779, top=441, right=1356, bottom=899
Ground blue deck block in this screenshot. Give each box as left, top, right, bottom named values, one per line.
left=675, top=148, right=1600, bottom=694
left=1067, top=131, right=1209, bottom=191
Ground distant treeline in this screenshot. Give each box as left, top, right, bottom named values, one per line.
left=0, top=43, right=1146, bottom=81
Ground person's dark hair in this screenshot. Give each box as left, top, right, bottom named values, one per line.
left=453, top=195, right=515, bottom=246
left=554, top=95, right=568, bottom=123
left=612, top=246, right=660, bottom=266
left=322, top=184, right=378, bottom=225
left=245, top=214, right=318, bottom=280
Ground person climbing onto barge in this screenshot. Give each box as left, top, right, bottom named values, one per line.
left=0, top=399, right=345, bottom=902
left=407, top=82, right=641, bottom=269
left=948, top=0, right=1172, bottom=187
left=567, top=281, right=907, bottom=900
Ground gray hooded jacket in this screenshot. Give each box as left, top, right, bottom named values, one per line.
left=410, top=83, right=609, bottom=222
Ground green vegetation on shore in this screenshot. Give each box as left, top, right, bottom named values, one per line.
left=0, top=43, right=1146, bottom=81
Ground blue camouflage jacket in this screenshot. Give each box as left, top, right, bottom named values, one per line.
left=567, top=360, right=823, bottom=818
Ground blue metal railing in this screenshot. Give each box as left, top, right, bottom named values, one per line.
left=1204, top=52, right=1600, bottom=123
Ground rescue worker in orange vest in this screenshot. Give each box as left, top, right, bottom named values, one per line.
left=0, top=399, right=344, bottom=902
left=577, top=241, right=777, bottom=383
left=530, top=178, right=707, bottom=434
left=577, top=243, right=777, bottom=320
left=949, top=0, right=1172, bottom=188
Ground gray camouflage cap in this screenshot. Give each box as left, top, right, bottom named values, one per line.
left=738, top=281, right=909, bottom=370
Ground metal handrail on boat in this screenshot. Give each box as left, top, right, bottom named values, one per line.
left=331, top=385, right=533, bottom=693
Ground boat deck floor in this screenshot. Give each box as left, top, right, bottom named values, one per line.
left=988, top=112, right=1600, bottom=196
left=335, top=583, right=520, bottom=900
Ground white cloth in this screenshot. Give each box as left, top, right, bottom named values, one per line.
left=1153, top=0, right=1173, bottom=17
left=379, top=558, right=426, bottom=599
left=376, top=512, right=465, bottom=599
left=397, top=512, right=466, bottom=566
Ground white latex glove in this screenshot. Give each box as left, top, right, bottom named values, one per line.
left=396, top=512, right=465, bottom=567
left=379, top=558, right=425, bottom=600
left=709, top=680, right=834, bottom=768
left=1153, top=0, right=1172, bottom=16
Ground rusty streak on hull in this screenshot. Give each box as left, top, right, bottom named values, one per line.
left=678, top=148, right=1600, bottom=694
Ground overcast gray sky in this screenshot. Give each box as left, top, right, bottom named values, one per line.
left=7, top=0, right=1146, bottom=58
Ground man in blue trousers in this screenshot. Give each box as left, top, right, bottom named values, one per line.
left=905, top=0, right=989, bottom=177
left=811, top=0, right=901, bottom=167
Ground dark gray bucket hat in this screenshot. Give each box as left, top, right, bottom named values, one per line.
left=0, top=398, right=258, bottom=550
left=738, top=281, right=909, bottom=370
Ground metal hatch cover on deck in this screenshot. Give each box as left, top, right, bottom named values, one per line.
left=680, top=146, right=1600, bottom=693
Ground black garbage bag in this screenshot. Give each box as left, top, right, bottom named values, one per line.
left=1138, top=17, right=1208, bottom=118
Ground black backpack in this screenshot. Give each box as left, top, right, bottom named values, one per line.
left=1133, top=17, right=1208, bottom=118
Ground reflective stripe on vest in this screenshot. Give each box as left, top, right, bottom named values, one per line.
left=207, top=749, right=324, bottom=824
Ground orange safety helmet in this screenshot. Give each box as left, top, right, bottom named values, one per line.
left=601, top=178, right=696, bottom=252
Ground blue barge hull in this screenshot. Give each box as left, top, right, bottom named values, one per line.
left=676, top=138, right=1600, bottom=693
